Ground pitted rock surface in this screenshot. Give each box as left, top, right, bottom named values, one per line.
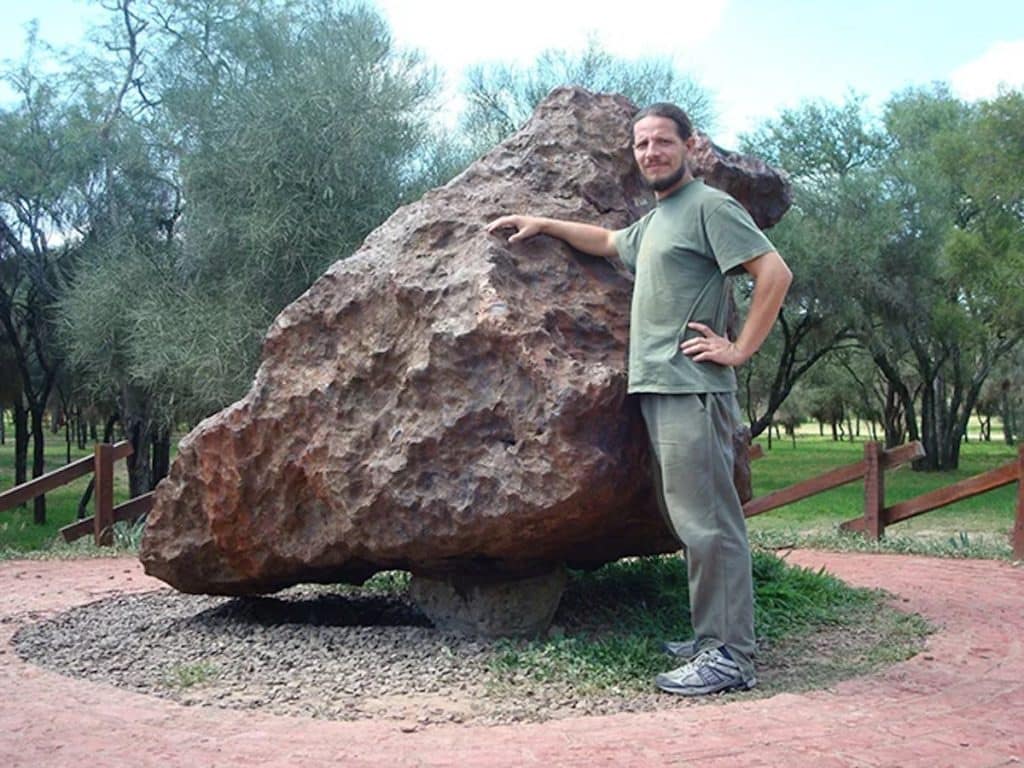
left=140, top=87, right=791, bottom=596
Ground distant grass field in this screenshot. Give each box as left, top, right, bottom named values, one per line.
left=0, top=433, right=132, bottom=552
left=747, top=436, right=1017, bottom=532
left=746, top=434, right=1019, bottom=558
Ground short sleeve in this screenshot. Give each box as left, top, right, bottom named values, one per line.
left=705, top=198, right=776, bottom=275
left=613, top=211, right=654, bottom=274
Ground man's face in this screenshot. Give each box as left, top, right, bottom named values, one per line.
left=632, top=115, right=692, bottom=195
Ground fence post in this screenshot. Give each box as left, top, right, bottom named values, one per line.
left=94, top=443, right=114, bottom=546
left=1014, top=444, right=1024, bottom=561
left=863, top=441, right=884, bottom=540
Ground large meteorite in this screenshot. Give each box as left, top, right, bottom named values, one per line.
left=140, top=87, right=790, bottom=635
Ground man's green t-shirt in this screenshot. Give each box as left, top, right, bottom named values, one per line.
left=613, top=179, right=775, bottom=395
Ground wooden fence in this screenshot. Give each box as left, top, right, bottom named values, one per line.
left=840, top=443, right=1024, bottom=558
left=743, top=440, right=1024, bottom=559
left=2, top=439, right=1022, bottom=557
left=0, top=441, right=154, bottom=546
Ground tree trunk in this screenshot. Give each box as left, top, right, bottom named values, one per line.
left=30, top=404, right=46, bottom=525
left=872, top=351, right=918, bottom=449
left=79, top=414, right=118, bottom=517
left=77, top=476, right=95, bottom=520
left=1002, top=385, right=1017, bottom=446
left=75, top=407, right=87, bottom=449
left=13, top=399, right=29, bottom=490
left=152, top=427, right=171, bottom=486
left=882, top=384, right=904, bottom=447
left=0, top=406, right=5, bottom=444
left=918, top=365, right=986, bottom=471
left=121, top=383, right=154, bottom=496
left=918, top=374, right=940, bottom=470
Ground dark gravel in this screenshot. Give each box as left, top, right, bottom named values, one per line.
left=13, top=582, right=688, bottom=726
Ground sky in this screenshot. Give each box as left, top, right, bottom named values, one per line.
left=4, top=0, right=1024, bottom=146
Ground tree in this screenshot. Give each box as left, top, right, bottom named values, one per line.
left=864, top=85, right=1024, bottom=469
left=59, top=0, right=444, bottom=493
left=0, top=336, right=23, bottom=468
left=458, top=39, right=716, bottom=160
left=737, top=95, right=882, bottom=438
left=981, top=345, right=1023, bottom=445
left=52, top=0, right=184, bottom=497
left=159, top=0, right=438, bottom=308
left=743, top=88, right=1023, bottom=467
left=0, top=35, right=100, bottom=521
left=151, top=0, right=439, bottom=407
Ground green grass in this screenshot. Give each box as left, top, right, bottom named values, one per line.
left=0, top=434, right=133, bottom=555
left=487, top=550, right=926, bottom=695
left=164, top=661, right=219, bottom=689
left=746, top=436, right=1019, bottom=554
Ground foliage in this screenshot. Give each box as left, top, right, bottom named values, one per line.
left=165, top=0, right=438, bottom=311
left=55, top=0, right=443, bottom=431
left=739, top=95, right=885, bottom=436
left=750, top=528, right=1014, bottom=561
left=742, top=87, right=1024, bottom=466
left=487, top=551, right=914, bottom=694
left=111, top=516, right=148, bottom=549
left=0, top=36, right=102, bottom=519
left=871, top=86, right=1024, bottom=468
left=457, top=38, right=716, bottom=162
left=5, top=0, right=1023, bottom=511
left=164, top=660, right=218, bottom=688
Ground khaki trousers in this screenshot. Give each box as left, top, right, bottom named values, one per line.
left=639, top=392, right=756, bottom=678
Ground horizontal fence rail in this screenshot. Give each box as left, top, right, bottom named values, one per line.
left=0, top=440, right=153, bottom=546
left=59, top=491, right=154, bottom=543
left=6, top=436, right=1022, bottom=557
left=841, top=443, right=1024, bottom=558
left=742, top=441, right=924, bottom=519
left=0, top=455, right=93, bottom=513
left=741, top=437, right=1022, bottom=559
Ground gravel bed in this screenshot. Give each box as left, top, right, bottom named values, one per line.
left=13, top=583, right=692, bottom=726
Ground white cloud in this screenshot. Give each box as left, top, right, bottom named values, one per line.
left=950, top=39, right=1024, bottom=100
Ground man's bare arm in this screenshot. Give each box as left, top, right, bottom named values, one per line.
left=681, top=250, right=793, bottom=367
left=486, top=215, right=618, bottom=259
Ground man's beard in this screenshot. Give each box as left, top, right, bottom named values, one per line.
left=644, top=164, right=687, bottom=192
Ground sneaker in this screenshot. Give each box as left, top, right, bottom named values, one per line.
left=663, top=639, right=761, bottom=658
left=655, top=646, right=756, bottom=696
left=661, top=639, right=697, bottom=658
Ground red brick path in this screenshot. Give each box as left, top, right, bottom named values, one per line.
left=1, top=552, right=1021, bottom=767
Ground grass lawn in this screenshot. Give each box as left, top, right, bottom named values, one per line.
left=747, top=434, right=1020, bottom=557
left=0, top=436, right=133, bottom=553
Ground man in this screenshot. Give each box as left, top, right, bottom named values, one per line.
left=486, top=103, right=792, bottom=696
